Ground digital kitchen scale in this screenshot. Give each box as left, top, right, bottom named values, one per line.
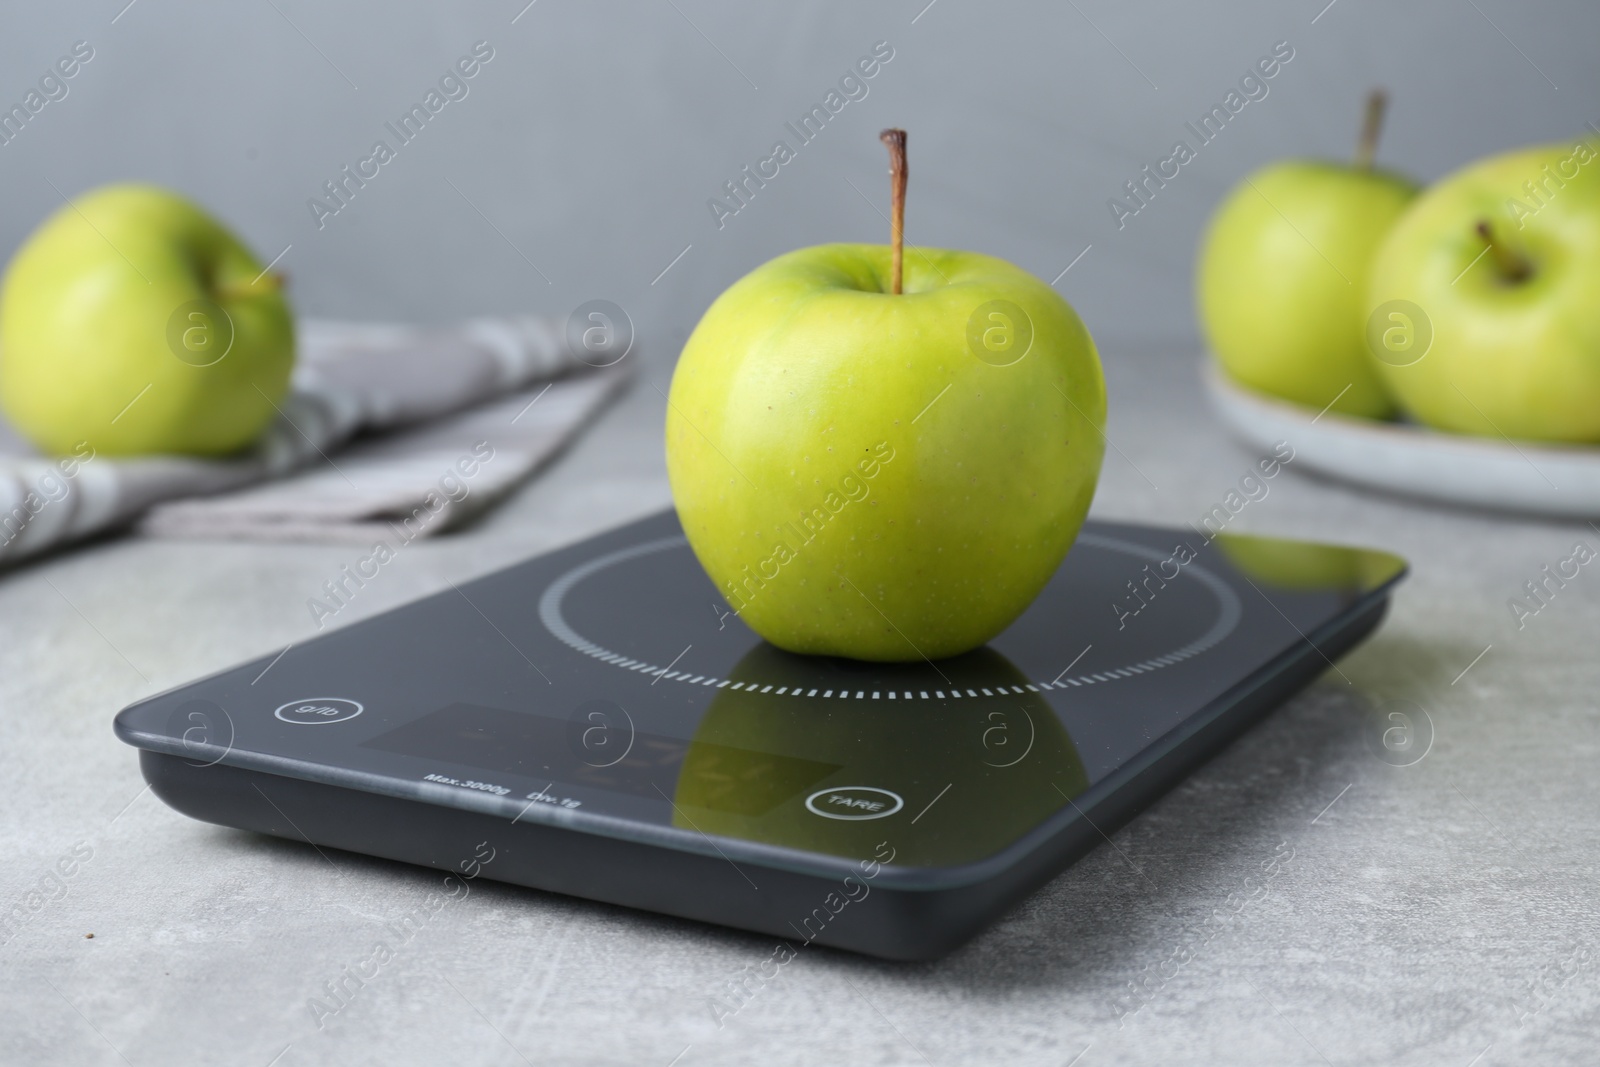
left=115, top=510, right=1405, bottom=960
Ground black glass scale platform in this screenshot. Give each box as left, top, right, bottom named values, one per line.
left=115, top=510, right=1405, bottom=960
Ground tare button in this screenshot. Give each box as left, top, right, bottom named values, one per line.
left=274, top=698, right=364, bottom=725
left=805, top=786, right=904, bottom=821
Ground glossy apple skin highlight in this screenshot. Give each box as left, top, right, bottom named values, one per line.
left=1198, top=161, right=1418, bottom=418
left=1367, top=141, right=1600, bottom=443
left=0, top=184, right=294, bottom=457
left=666, top=243, right=1106, bottom=662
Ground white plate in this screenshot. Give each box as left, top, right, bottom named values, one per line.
left=1202, top=360, right=1600, bottom=519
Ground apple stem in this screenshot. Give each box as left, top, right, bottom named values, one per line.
left=879, top=128, right=907, bottom=295
left=215, top=272, right=285, bottom=300
left=1475, top=220, right=1532, bottom=282
left=1354, top=89, right=1388, bottom=171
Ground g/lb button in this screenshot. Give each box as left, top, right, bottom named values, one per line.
left=275, top=698, right=364, bottom=725
left=805, top=786, right=904, bottom=821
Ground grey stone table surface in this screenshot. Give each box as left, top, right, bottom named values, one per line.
left=4, top=346, right=1597, bottom=1067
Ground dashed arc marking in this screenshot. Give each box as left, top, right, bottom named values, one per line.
left=536, top=534, right=1243, bottom=701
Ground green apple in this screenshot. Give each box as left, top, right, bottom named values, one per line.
left=1365, top=137, right=1600, bottom=442
left=665, top=240, right=1105, bottom=662
left=0, top=183, right=294, bottom=456
left=668, top=132, right=1104, bottom=662
left=1197, top=92, right=1418, bottom=418
left=673, top=642, right=1088, bottom=867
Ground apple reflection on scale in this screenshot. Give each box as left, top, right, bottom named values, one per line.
left=116, top=509, right=1405, bottom=960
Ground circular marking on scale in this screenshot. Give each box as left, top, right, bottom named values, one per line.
left=805, top=786, right=904, bottom=821
left=537, top=534, right=1243, bottom=698
left=274, top=697, right=364, bottom=725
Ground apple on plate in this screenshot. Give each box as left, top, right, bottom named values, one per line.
left=1198, top=91, right=1419, bottom=418
left=1365, top=137, right=1600, bottom=442
left=0, top=183, right=294, bottom=457
left=666, top=130, right=1106, bottom=662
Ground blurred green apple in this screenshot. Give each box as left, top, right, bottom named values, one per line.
left=673, top=642, right=1089, bottom=867
left=0, top=183, right=294, bottom=457
left=1198, top=92, right=1418, bottom=418
left=1366, top=138, right=1600, bottom=442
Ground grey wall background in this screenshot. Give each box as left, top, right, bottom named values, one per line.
left=0, top=0, right=1595, bottom=364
